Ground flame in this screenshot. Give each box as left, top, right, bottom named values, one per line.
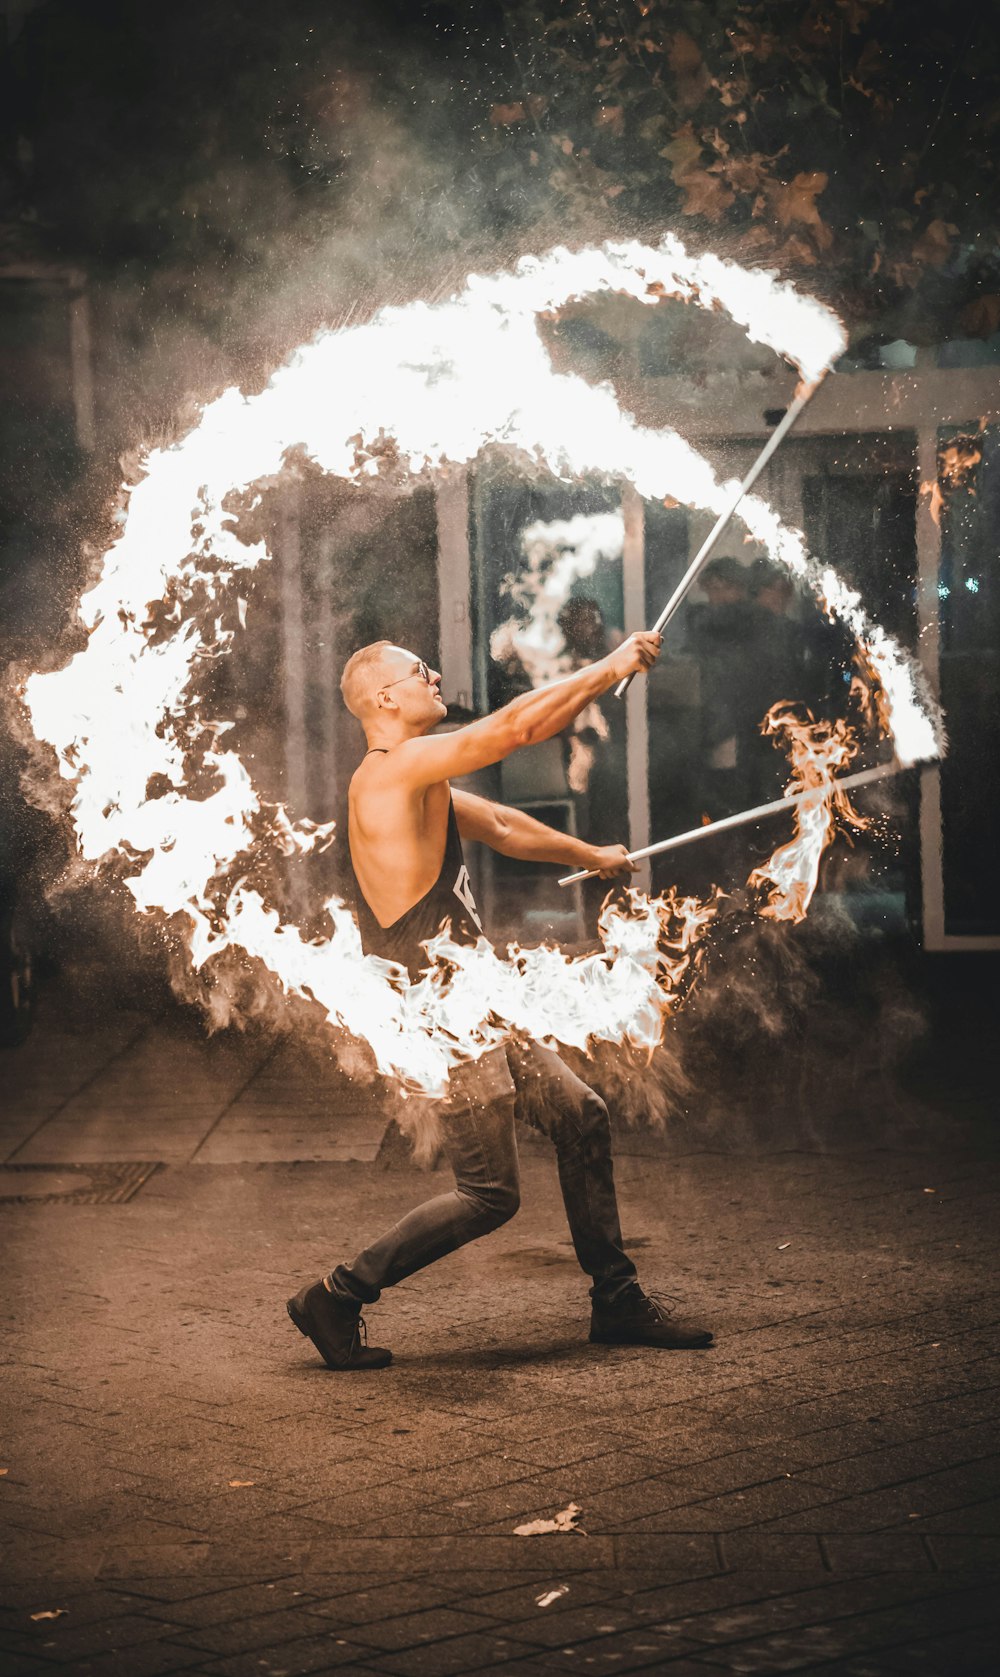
left=19, top=231, right=942, bottom=1093
left=748, top=705, right=870, bottom=923
left=491, top=510, right=625, bottom=687
left=491, top=510, right=622, bottom=793
left=920, top=430, right=983, bottom=528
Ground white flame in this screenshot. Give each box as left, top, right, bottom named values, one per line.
left=491, top=509, right=625, bottom=686
left=748, top=707, right=872, bottom=924
left=21, top=231, right=941, bottom=1092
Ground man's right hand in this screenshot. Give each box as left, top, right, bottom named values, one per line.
left=586, top=843, right=638, bottom=879
left=606, top=631, right=663, bottom=684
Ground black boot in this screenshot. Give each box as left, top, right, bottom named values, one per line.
left=590, top=1285, right=713, bottom=1349
left=287, top=1280, right=392, bottom=1370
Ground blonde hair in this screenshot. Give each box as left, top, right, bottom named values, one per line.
left=340, top=639, right=392, bottom=720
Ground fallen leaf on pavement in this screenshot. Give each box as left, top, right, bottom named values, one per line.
left=537, top=1585, right=570, bottom=1607
left=515, top=1503, right=585, bottom=1536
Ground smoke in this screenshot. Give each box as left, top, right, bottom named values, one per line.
left=490, top=510, right=625, bottom=682
left=668, top=897, right=931, bottom=1150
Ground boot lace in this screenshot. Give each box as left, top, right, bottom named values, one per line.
left=643, top=1290, right=683, bottom=1320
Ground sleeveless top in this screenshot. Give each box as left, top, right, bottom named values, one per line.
left=348, top=777, right=487, bottom=981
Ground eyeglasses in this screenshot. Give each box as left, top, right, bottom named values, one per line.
left=380, top=659, right=431, bottom=692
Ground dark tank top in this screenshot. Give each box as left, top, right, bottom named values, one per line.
left=348, top=774, right=487, bottom=981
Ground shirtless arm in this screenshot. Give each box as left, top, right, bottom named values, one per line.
left=395, top=631, right=661, bottom=790
left=452, top=790, right=636, bottom=879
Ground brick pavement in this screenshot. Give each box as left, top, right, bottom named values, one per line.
left=2, top=1006, right=999, bottom=1675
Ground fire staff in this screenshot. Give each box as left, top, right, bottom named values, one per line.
left=287, top=635, right=714, bottom=1368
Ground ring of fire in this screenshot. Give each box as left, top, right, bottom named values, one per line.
left=22, top=234, right=943, bottom=1094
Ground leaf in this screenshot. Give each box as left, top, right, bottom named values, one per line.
left=595, top=105, right=625, bottom=136
left=837, top=1, right=880, bottom=33
left=912, top=218, right=958, bottom=268
left=30, top=1610, right=66, bottom=1622
left=490, top=102, right=526, bottom=127
left=668, top=31, right=703, bottom=77
left=727, top=22, right=777, bottom=60
left=764, top=172, right=833, bottom=249
left=537, top=1585, right=570, bottom=1606
left=721, top=152, right=774, bottom=194
left=959, top=295, right=1000, bottom=339
left=775, top=234, right=820, bottom=267
left=659, top=121, right=702, bottom=176
left=515, top=1502, right=585, bottom=1536
left=668, top=31, right=711, bottom=108
left=679, top=166, right=735, bottom=221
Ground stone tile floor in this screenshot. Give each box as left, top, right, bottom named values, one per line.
left=1, top=1005, right=998, bottom=1674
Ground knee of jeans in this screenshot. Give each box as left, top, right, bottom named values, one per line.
left=577, top=1091, right=611, bottom=1139
left=461, top=1174, right=520, bottom=1228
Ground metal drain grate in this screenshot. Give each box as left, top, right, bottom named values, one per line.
left=0, top=1161, right=162, bottom=1205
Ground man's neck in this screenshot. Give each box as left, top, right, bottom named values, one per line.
left=363, top=721, right=429, bottom=753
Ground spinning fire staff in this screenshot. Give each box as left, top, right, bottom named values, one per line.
left=559, top=762, right=903, bottom=886
left=288, top=633, right=714, bottom=1370
left=614, top=378, right=823, bottom=698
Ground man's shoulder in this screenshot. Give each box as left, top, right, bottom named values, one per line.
left=350, top=753, right=450, bottom=811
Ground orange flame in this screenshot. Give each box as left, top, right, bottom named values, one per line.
left=748, top=704, right=870, bottom=923
left=921, top=431, right=983, bottom=528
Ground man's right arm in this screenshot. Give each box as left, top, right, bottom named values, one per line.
left=396, top=631, right=662, bottom=788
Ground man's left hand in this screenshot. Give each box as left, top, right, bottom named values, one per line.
left=587, top=844, right=637, bottom=879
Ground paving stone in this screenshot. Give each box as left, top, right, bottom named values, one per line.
left=819, top=1534, right=933, bottom=1572
left=159, top=1580, right=321, bottom=1626
left=360, top=1629, right=550, bottom=1674
left=832, top=1622, right=1000, bottom=1674
left=54, top=1639, right=209, bottom=1677
left=717, top=1535, right=827, bottom=1572
left=532, top=1627, right=713, bottom=1672
left=347, top=1605, right=507, bottom=1651
left=192, top=1636, right=379, bottom=1675
left=914, top=1487, right=1000, bottom=1530
left=923, top=1533, right=1000, bottom=1569
left=173, top=1607, right=343, bottom=1658
left=7, top=1611, right=187, bottom=1663
left=688, top=1582, right=998, bottom=1672
left=612, top=1535, right=722, bottom=1574
left=309, top=1580, right=472, bottom=1627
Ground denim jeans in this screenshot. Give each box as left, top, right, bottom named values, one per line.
left=328, top=1040, right=638, bottom=1307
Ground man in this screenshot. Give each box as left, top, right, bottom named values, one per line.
left=287, top=634, right=713, bottom=1369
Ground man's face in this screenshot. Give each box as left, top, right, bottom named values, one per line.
left=560, top=601, right=606, bottom=658
left=704, top=578, right=746, bottom=608
left=376, top=646, right=446, bottom=728
left=757, top=581, right=793, bottom=616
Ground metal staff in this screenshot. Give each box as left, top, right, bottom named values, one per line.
left=615, top=377, right=825, bottom=699
left=558, top=761, right=901, bottom=886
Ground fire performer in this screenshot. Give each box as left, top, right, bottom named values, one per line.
left=288, top=636, right=713, bottom=1369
